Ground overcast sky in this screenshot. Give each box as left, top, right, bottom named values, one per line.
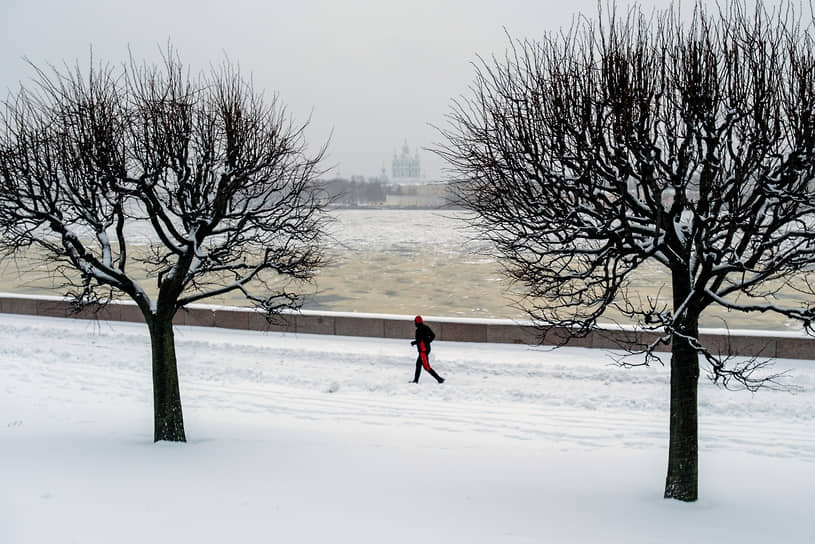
left=2, top=0, right=736, bottom=180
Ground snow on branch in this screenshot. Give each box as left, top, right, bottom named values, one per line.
left=435, top=0, right=815, bottom=390
left=0, top=46, right=329, bottom=320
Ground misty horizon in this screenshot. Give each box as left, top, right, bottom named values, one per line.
left=1, top=0, right=731, bottom=180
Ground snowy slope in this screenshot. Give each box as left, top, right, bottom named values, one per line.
left=1, top=313, right=813, bottom=543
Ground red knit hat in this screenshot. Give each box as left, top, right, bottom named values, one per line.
left=414, top=315, right=423, bottom=324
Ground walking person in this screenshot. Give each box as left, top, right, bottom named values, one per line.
left=411, top=315, right=445, bottom=384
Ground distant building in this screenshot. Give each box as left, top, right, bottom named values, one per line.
left=391, top=140, right=422, bottom=182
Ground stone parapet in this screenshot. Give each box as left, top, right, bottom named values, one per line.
left=1, top=293, right=812, bottom=360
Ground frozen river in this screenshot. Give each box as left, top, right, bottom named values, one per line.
left=312, top=209, right=507, bottom=318
left=314, top=210, right=807, bottom=331
left=0, top=208, right=808, bottom=330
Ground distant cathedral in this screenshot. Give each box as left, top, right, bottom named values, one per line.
left=391, top=140, right=422, bottom=181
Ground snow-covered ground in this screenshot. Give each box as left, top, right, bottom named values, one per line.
left=1, top=312, right=813, bottom=543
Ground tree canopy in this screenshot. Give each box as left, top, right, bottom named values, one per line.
left=0, top=48, right=329, bottom=441
left=437, top=0, right=815, bottom=501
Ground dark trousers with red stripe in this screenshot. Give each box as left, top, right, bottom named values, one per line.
left=414, top=350, right=444, bottom=383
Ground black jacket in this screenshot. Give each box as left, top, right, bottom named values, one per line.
left=414, top=323, right=436, bottom=354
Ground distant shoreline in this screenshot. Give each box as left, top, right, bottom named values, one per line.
left=326, top=204, right=464, bottom=211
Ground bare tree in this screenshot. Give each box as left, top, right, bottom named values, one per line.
left=436, top=1, right=815, bottom=501
left=0, top=49, right=328, bottom=442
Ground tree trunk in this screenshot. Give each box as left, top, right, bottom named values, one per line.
left=147, top=312, right=186, bottom=443
left=664, top=269, right=699, bottom=501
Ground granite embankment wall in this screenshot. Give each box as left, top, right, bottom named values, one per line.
left=1, top=293, right=813, bottom=360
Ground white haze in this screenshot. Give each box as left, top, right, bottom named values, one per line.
left=1, top=0, right=723, bottom=180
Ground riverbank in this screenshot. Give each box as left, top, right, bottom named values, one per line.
left=0, top=209, right=809, bottom=331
